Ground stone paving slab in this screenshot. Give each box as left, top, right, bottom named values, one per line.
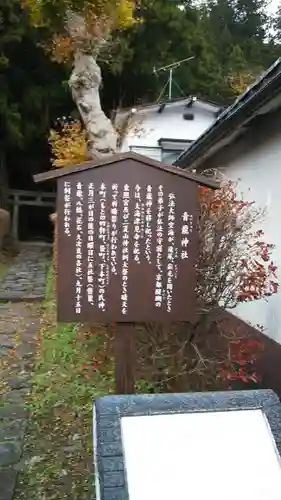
left=0, top=468, right=17, bottom=500
left=0, top=404, right=27, bottom=420
left=0, top=441, right=22, bottom=467
left=0, top=295, right=45, bottom=303
left=0, top=244, right=51, bottom=500
left=0, top=420, right=26, bottom=442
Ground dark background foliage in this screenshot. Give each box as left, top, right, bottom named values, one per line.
left=1, top=0, right=281, bottom=187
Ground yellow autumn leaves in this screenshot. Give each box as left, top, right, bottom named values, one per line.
left=50, top=123, right=88, bottom=168
left=114, top=0, right=137, bottom=28
left=23, top=0, right=137, bottom=62
left=226, top=72, right=255, bottom=96
left=23, top=0, right=136, bottom=31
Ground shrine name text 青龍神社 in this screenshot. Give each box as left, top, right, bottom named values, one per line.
left=59, top=177, right=197, bottom=323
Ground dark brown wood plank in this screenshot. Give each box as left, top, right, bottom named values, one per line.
left=114, top=323, right=136, bottom=394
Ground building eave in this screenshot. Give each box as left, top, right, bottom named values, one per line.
left=175, top=58, right=281, bottom=169
left=115, top=96, right=223, bottom=118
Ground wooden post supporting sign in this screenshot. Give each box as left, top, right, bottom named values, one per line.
left=114, top=323, right=136, bottom=394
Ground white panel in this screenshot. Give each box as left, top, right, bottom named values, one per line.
left=121, top=410, right=281, bottom=500
left=92, top=406, right=101, bottom=500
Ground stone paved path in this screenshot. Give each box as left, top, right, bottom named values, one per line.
left=0, top=245, right=51, bottom=302
left=0, top=244, right=51, bottom=500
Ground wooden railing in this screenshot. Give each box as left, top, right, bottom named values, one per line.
left=8, top=189, right=56, bottom=241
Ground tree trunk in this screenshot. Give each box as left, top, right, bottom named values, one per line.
left=51, top=12, right=118, bottom=281
left=65, top=10, right=118, bottom=158
left=68, top=51, right=117, bottom=158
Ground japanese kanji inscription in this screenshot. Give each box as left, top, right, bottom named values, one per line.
left=57, top=158, right=197, bottom=322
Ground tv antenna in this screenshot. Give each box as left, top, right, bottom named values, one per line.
left=153, top=56, right=195, bottom=102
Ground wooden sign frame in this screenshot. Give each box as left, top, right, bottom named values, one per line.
left=34, top=152, right=219, bottom=393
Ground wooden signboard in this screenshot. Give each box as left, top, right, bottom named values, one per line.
left=34, top=152, right=219, bottom=393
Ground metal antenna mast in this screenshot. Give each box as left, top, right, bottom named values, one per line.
left=153, top=56, right=195, bottom=102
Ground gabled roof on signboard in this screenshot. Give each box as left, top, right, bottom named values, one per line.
left=33, top=152, right=219, bottom=189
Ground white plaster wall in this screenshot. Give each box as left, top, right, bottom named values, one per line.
left=222, top=133, right=281, bottom=344
left=121, top=102, right=216, bottom=152
left=129, top=146, right=162, bottom=162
